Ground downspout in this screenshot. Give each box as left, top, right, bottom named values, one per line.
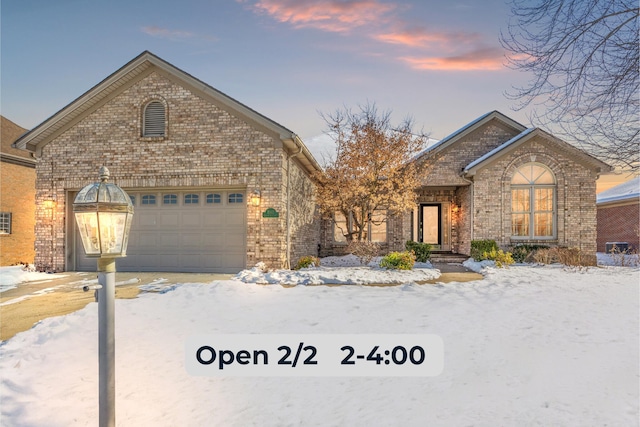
left=285, top=135, right=303, bottom=269
left=460, top=172, right=474, bottom=248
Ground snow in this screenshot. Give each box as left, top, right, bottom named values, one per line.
left=597, top=176, right=640, bottom=204
left=0, top=265, right=65, bottom=292
left=236, top=257, right=440, bottom=285
left=0, top=259, right=638, bottom=426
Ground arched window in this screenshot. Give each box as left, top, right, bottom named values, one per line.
left=511, top=163, right=556, bottom=238
left=142, top=101, right=166, bottom=137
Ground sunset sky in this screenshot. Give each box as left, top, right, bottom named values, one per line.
left=2, top=0, right=535, bottom=157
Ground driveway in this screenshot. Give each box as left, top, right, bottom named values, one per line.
left=0, top=271, right=233, bottom=341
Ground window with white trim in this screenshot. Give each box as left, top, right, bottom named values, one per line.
left=141, top=195, right=156, bottom=205
left=0, top=212, right=11, bottom=234
left=184, top=194, right=199, bottom=204
left=206, top=193, right=221, bottom=204
left=511, top=163, right=556, bottom=238
left=142, top=101, right=166, bottom=137
left=163, top=194, right=177, bottom=205
left=228, top=193, right=243, bottom=204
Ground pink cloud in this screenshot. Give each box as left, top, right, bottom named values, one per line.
left=247, top=0, right=397, bottom=33
left=400, top=47, right=506, bottom=71
left=375, top=27, right=482, bottom=48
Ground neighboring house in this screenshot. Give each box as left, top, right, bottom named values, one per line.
left=13, top=51, right=320, bottom=273
left=320, top=111, right=611, bottom=262
left=1, top=116, right=36, bottom=265
left=596, top=177, right=640, bottom=252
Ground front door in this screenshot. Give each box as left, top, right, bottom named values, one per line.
left=421, top=205, right=440, bottom=245
left=417, top=203, right=451, bottom=251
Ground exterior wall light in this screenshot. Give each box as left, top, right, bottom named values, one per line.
left=73, top=166, right=134, bottom=427
left=250, top=189, right=261, bottom=207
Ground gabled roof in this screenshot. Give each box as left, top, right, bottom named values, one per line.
left=463, top=127, right=612, bottom=176
left=12, top=51, right=321, bottom=173
left=597, top=176, right=640, bottom=205
left=414, top=110, right=527, bottom=161
left=1, top=116, right=35, bottom=168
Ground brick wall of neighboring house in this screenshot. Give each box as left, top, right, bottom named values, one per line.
left=1, top=116, right=36, bottom=266
left=596, top=202, right=640, bottom=252
left=0, top=162, right=36, bottom=265
left=33, top=71, right=309, bottom=272
left=472, top=136, right=599, bottom=260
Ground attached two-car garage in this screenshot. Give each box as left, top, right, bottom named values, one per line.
left=74, top=189, right=246, bottom=273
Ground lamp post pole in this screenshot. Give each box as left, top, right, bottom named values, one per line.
left=97, top=257, right=116, bottom=427
left=73, top=166, right=133, bottom=427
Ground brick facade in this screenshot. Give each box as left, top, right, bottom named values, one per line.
left=0, top=117, right=36, bottom=266
left=596, top=202, right=640, bottom=252
left=15, top=53, right=319, bottom=272
left=472, top=138, right=599, bottom=256
left=319, top=114, right=606, bottom=260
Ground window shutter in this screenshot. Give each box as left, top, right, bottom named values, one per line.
left=143, top=101, right=165, bottom=136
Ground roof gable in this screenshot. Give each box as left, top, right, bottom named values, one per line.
left=414, top=110, right=527, bottom=161
left=12, top=51, right=320, bottom=172
left=463, top=127, right=612, bottom=176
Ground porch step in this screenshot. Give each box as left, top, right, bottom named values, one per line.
left=429, top=252, right=470, bottom=264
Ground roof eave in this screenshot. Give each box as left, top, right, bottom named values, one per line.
left=463, top=128, right=612, bottom=176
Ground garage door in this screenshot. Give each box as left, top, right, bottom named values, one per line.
left=75, top=189, right=246, bottom=273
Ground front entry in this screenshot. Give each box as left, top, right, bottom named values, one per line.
left=417, top=203, right=451, bottom=251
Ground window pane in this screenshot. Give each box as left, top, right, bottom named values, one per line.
left=512, top=163, right=555, bottom=184
left=535, top=188, right=553, bottom=211
left=511, top=170, right=530, bottom=184
left=0, top=212, right=11, bottom=234
left=142, top=195, right=156, bottom=205
left=184, top=194, right=199, bottom=204
left=511, top=213, right=529, bottom=236
left=206, top=193, right=221, bottom=204
left=334, top=212, right=347, bottom=242
left=511, top=188, right=530, bottom=212
left=163, top=194, right=177, bottom=205
left=229, top=193, right=244, bottom=203
left=534, top=168, right=555, bottom=184
left=128, top=194, right=136, bottom=206
left=534, top=213, right=553, bottom=236
left=370, top=210, right=387, bottom=242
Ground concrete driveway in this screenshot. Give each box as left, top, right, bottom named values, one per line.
left=0, top=271, right=234, bottom=341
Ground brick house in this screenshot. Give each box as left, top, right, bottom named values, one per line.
left=320, top=111, right=611, bottom=262
left=13, top=51, right=320, bottom=273
left=1, top=116, right=36, bottom=265
left=596, top=177, right=640, bottom=252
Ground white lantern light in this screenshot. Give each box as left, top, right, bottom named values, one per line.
left=73, top=166, right=134, bottom=258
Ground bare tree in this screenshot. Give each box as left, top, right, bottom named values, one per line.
left=501, top=0, right=639, bottom=171
left=314, top=103, right=428, bottom=242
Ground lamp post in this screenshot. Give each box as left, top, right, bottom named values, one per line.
left=73, top=166, right=134, bottom=427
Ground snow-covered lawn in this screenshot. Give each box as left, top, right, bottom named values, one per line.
left=0, top=259, right=638, bottom=426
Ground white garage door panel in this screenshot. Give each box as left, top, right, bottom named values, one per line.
left=160, top=213, right=179, bottom=227
left=182, top=213, right=201, bottom=227
left=139, top=214, right=158, bottom=227
left=75, top=190, right=246, bottom=273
